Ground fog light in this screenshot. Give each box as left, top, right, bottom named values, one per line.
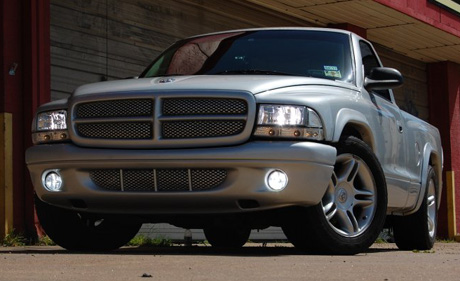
left=267, top=170, right=288, bottom=191
left=42, top=170, right=63, bottom=192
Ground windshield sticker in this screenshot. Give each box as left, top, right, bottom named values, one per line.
left=324, top=66, right=342, bottom=79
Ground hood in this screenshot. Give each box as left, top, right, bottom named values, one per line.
left=72, top=75, right=356, bottom=97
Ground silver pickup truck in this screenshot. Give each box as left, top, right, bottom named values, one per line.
left=26, top=28, right=443, bottom=254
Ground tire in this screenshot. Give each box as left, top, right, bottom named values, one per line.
left=35, top=195, right=141, bottom=251
left=204, top=226, right=251, bottom=249
left=282, top=136, right=387, bottom=255
left=393, top=166, right=438, bottom=250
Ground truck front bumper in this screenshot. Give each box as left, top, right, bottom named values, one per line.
left=26, top=141, right=336, bottom=214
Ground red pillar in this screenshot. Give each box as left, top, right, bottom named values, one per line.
left=428, top=61, right=460, bottom=238
left=0, top=0, right=50, bottom=239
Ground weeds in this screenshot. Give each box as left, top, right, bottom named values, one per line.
left=2, top=230, right=26, bottom=247
left=436, top=239, right=456, bottom=243
left=37, top=235, right=56, bottom=246
left=412, top=249, right=436, bottom=254
left=127, top=235, right=172, bottom=247
left=374, top=237, right=388, bottom=244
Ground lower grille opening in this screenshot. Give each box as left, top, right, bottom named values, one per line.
left=70, top=199, right=88, bottom=209
left=89, top=169, right=227, bottom=192
left=238, top=199, right=260, bottom=209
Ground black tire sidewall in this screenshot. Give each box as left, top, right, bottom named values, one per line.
left=315, top=136, right=387, bottom=251
left=284, top=136, right=388, bottom=254
left=394, top=166, right=438, bottom=250
left=35, top=195, right=141, bottom=251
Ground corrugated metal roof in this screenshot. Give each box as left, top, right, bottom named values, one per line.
left=247, top=0, right=460, bottom=64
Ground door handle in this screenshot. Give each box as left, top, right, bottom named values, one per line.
left=396, top=121, right=403, bottom=133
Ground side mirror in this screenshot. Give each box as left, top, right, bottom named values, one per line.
left=364, top=67, right=403, bottom=90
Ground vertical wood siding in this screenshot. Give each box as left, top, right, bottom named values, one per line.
left=376, top=45, right=428, bottom=121
left=50, top=0, right=313, bottom=100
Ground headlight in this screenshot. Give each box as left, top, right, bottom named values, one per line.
left=33, top=110, right=69, bottom=144
left=254, top=105, right=323, bottom=140
left=37, top=110, right=67, bottom=131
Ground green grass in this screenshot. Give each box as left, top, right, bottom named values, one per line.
left=374, top=237, right=388, bottom=244
left=1, top=230, right=26, bottom=247
left=37, top=235, right=56, bottom=246
left=127, top=235, right=173, bottom=247
left=412, top=249, right=436, bottom=254
left=436, top=239, right=456, bottom=243
left=2, top=229, right=56, bottom=247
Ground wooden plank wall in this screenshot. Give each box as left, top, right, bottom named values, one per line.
left=376, top=44, right=428, bottom=121
left=50, top=0, right=314, bottom=100
left=50, top=0, right=428, bottom=120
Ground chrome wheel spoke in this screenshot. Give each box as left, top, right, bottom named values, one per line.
left=336, top=209, right=358, bottom=234
left=353, top=189, right=374, bottom=207
left=427, top=216, right=435, bottom=233
left=338, top=157, right=360, bottom=183
left=427, top=180, right=437, bottom=237
left=325, top=204, right=338, bottom=221
left=348, top=210, right=360, bottom=233
left=322, top=153, right=377, bottom=238
left=323, top=201, right=334, bottom=214
left=427, top=195, right=435, bottom=207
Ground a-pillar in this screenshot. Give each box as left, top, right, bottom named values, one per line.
left=0, top=0, right=50, bottom=240
left=428, top=61, right=460, bottom=238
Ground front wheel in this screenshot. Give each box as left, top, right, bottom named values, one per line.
left=35, top=195, right=142, bottom=251
left=283, top=136, right=387, bottom=254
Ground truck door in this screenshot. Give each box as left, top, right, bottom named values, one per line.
left=359, top=41, right=411, bottom=210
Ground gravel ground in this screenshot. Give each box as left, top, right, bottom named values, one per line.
left=0, top=242, right=459, bottom=281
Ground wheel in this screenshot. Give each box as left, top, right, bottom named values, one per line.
left=204, top=226, right=251, bottom=249
left=35, top=195, right=141, bottom=251
left=393, top=166, right=438, bottom=250
left=282, top=136, right=387, bottom=255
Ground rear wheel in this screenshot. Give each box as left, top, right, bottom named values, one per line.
left=283, top=136, right=387, bottom=254
left=393, top=166, right=438, bottom=250
left=204, top=226, right=251, bottom=249
left=35, top=195, right=141, bottom=251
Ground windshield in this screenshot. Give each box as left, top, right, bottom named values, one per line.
left=141, top=30, right=354, bottom=83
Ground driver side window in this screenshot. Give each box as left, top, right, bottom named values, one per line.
left=359, top=41, right=391, bottom=102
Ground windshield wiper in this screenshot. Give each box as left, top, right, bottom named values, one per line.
left=214, top=70, right=299, bottom=76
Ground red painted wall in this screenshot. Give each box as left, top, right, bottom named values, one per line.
left=0, top=0, right=50, bottom=238
left=428, top=61, right=460, bottom=237
left=375, top=0, right=460, bottom=38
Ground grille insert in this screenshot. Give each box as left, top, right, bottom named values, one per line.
left=162, top=98, right=247, bottom=115
left=77, top=122, right=152, bottom=139
left=71, top=95, right=252, bottom=147
left=90, top=169, right=121, bottom=191
left=89, top=169, right=227, bottom=192
left=162, top=120, right=245, bottom=139
left=76, top=99, right=153, bottom=118
left=156, top=169, right=189, bottom=191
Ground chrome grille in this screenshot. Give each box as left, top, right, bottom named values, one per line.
left=89, top=169, right=227, bottom=192
left=77, top=122, right=152, bottom=139
left=76, top=99, right=153, bottom=118
left=162, top=98, right=247, bottom=115
left=162, top=120, right=245, bottom=139
left=70, top=93, right=254, bottom=148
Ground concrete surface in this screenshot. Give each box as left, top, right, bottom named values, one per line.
left=0, top=242, right=459, bottom=281
left=138, top=224, right=287, bottom=241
